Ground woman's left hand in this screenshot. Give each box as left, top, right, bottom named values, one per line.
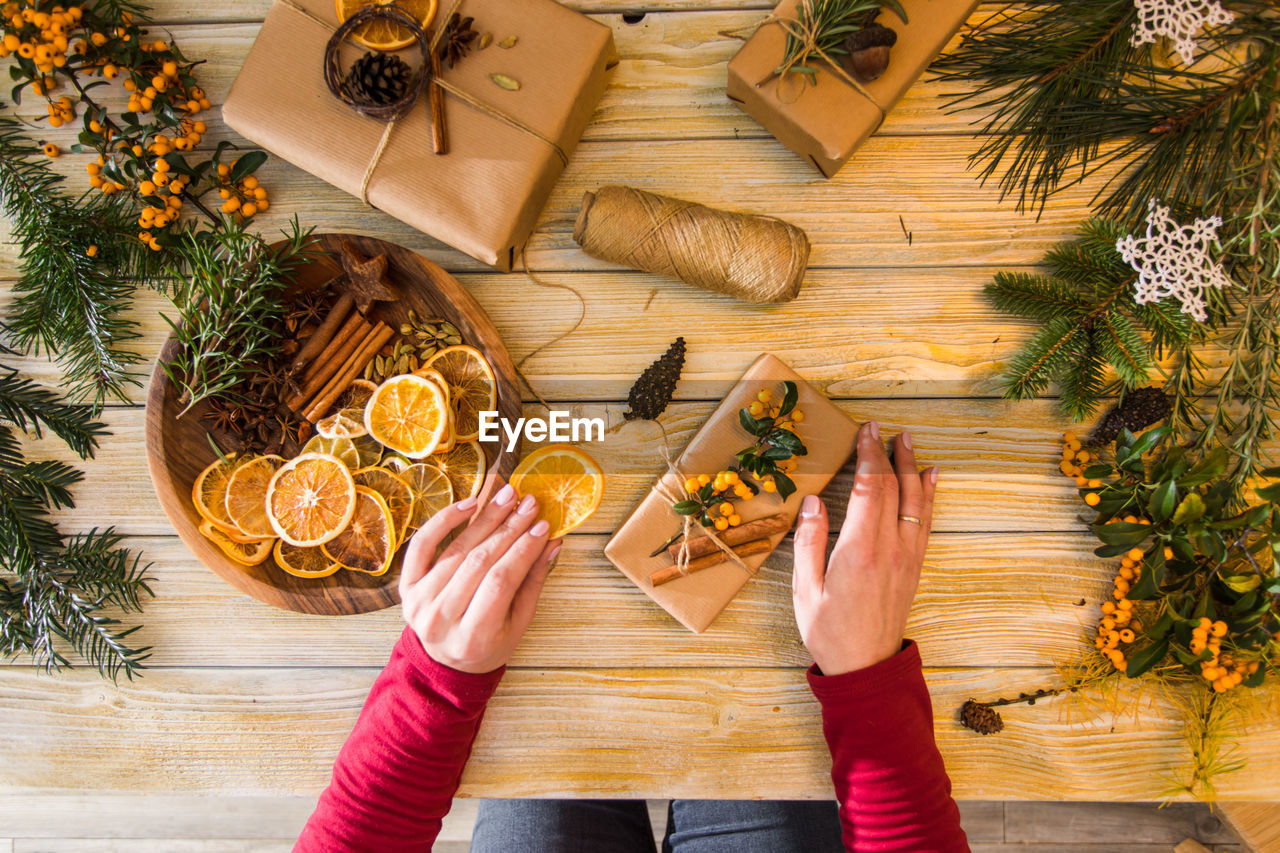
left=398, top=481, right=561, bottom=674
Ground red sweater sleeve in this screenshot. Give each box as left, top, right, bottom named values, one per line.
left=295, top=626, right=502, bottom=853
left=808, top=641, right=969, bottom=853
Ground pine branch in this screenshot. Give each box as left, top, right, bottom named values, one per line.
left=1097, top=310, right=1153, bottom=387
left=985, top=272, right=1086, bottom=321
left=0, top=364, right=107, bottom=458
left=1002, top=313, right=1088, bottom=401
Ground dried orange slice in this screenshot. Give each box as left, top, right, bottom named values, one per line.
left=303, top=434, right=360, bottom=469
left=316, top=408, right=368, bottom=440
left=428, top=439, right=485, bottom=500
left=192, top=455, right=245, bottom=535
left=411, top=369, right=455, bottom=451
left=509, top=445, right=604, bottom=538
left=224, top=455, right=283, bottom=538
left=266, top=453, right=357, bottom=547
left=273, top=539, right=340, bottom=579
left=336, top=0, right=438, bottom=51
left=421, top=345, right=495, bottom=442
left=322, top=485, right=396, bottom=575
left=400, top=463, right=454, bottom=529
left=353, top=466, right=414, bottom=542
left=199, top=520, right=274, bottom=566
left=364, top=373, right=448, bottom=458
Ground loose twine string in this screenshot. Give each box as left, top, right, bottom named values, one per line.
left=280, top=0, right=567, bottom=206
left=654, top=442, right=752, bottom=578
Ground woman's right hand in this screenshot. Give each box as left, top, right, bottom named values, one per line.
left=399, top=482, right=561, bottom=674
left=791, top=421, right=938, bottom=676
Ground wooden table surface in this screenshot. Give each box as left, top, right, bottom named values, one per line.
left=3, top=0, right=1279, bottom=810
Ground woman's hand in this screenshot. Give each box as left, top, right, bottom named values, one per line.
left=399, top=482, right=561, bottom=674
left=791, top=421, right=938, bottom=676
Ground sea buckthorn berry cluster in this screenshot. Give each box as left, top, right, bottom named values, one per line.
left=217, top=163, right=269, bottom=218
left=0, top=3, right=82, bottom=91
left=1060, top=432, right=1104, bottom=505
left=1190, top=618, right=1257, bottom=693
left=1094, top=595, right=1141, bottom=670
left=680, top=469, right=754, bottom=530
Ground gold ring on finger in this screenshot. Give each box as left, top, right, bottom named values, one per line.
left=898, top=515, right=922, bottom=525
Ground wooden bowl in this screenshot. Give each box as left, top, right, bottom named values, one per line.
left=145, top=233, right=522, bottom=615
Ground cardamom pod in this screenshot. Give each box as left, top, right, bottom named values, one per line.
left=363, top=361, right=374, bottom=381
left=478, top=32, right=493, bottom=49
left=498, top=35, right=518, bottom=49
left=399, top=323, right=414, bottom=336
left=490, top=73, right=520, bottom=91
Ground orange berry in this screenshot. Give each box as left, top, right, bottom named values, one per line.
left=42, top=142, right=59, bottom=157
left=1126, top=548, right=1144, bottom=562
left=85, top=244, right=98, bottom=258
left=1084, top=492, right=1101, bottom=507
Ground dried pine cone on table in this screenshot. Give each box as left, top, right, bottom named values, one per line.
left=959, top=699, right=1004, bottom=735
left=625, top=337, right=686, bottom=421
left=1088, top=387, right=1173, bottom=446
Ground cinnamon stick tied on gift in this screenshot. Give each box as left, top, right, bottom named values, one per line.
left=651, top=538, right=773, bottom=587
left=666, top=513, right=790, bottom=562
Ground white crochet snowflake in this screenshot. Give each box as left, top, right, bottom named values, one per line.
left=1117, top=199, right=1230, bottom=323
left=1130, top=0, right=1235, bottom=65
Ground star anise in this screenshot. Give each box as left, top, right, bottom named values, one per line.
left=439, top=13, right=479, bottom=69
left=285, top=287, right=334, bottom=334
left=201, top=398, right=247, bottom=436
left=249, top=360, right=299, bottom=400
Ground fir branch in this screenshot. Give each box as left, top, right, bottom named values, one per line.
left=0, top=364, right=108, bottom=458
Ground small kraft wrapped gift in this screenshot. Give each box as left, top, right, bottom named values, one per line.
left=224, top=0, right=618, bottom=270
left=605, top=354, right=859, bottom=633
left=726, top=0, right=978, bottom=178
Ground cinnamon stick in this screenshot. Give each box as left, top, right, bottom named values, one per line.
left=304, top=323, right=394, bottom=422
left=429, top=52, right=448, bottom=155
left=650, top=538, right=773, bottom=587
left=285, top=313, right=371, bottom=410
left=290, top=292, right=354, bottom=375
left=667, top=513, right=790, bottom=562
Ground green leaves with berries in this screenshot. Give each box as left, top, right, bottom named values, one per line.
left=735, top=381, right=807, bottom=500
left=1082, top=426, right=1280, bottom=681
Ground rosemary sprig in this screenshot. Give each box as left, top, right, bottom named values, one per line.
left=161, top=218, right=314, bottom=416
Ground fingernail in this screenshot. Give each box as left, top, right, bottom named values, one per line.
left=548, top=544, right=562, bottom=563
left=902, top=431, right=912, bottom=450
left=455, top=496, right=478, bottom=512
left=529, top=519, right=550, bottom=537
left=800, top=494, right=821, bottom=518
left=930, top=466, right=940, bottom=485
left=517, top=493, right=538, bottom=515
left=866, top=420, right=880, bottom=441
left=493, top=483, right=515, bottom=506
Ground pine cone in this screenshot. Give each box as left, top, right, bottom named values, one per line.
left=342, top=51, right=412, bottom=106
left=625, top=337, right=686, bottom=422
left=1089, top=386, right=1172, bottom=446
left=959, top=700, right=1004, bottom=735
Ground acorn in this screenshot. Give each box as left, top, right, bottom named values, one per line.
left=839, top=23, right=897, bottom=82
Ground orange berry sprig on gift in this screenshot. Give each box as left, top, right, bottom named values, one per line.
left=1, top=0, right=271, bottom=253
left=671, top=381, right=808, bottom=534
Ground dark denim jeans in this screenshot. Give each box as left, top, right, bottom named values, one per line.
left=470, top=798, right=843, bottom=853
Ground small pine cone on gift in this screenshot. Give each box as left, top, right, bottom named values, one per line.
left=342, top=51, right=413, bottom=106
left=959, top=699, right=1004, bottom=735
left=1089, top=386, right=1173, bottom=446
left=625, top=337, right=686, bottom=421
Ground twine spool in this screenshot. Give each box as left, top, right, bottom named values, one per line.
left=572, top=185, right=810, bottom=304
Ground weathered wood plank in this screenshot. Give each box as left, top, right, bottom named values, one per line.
left=1, top=666, right=1277, bottom=801
left=0, top=133, right=1108, bottom=276
left=958, top=801, right=1004, bottom=843
left=26, top=397, right=1093, bottom=536
left=0, top=532, right=1115, bottom=668
left=13, top=842, right=297, bottom=853
left=1005, top=802, right=1240, bottom=845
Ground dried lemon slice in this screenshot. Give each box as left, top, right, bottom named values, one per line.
left=273, top=539, right=340, bottom=579
left=322, top=485, right=396, bottom=575
left=316, top=408, right=368, bottom=440
left=509, top=445, right=604, bottom=538
left=422, top=345, right=495, bottom=442
left=225, top=455, right=283, bottom=538
left=302, top=435, right=360, bottom=470
left=266, top=453, right=357, bottom=547
left=427, top=439, right=485, bottom=501
left=400, top=463, right=454, bottom=529
left=364, top=373, right=449, bottom=458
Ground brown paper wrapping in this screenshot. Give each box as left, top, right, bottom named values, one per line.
left=223, top=0, right=617, bottom=271
left=604, top=354, right=858, bottom=633
left=726, top=0, right=978, bottom=178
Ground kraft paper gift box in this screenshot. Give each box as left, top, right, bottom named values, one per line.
left=726, top=0, right=978, bottom=178
left=224, top=0, right=617, bottom=270
left=605, top=354, right=859, bottom=633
